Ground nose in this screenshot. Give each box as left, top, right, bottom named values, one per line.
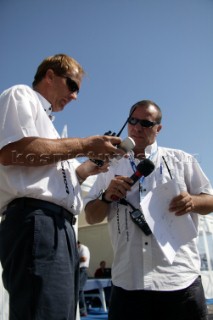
left=134, top=122, right=143, bottom=132
left=69, top=91, right=78, bottom=100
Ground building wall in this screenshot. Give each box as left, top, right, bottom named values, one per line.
left=78, top=221, right=113, bottom=277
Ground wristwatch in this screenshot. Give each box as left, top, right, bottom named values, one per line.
left=98, top=189, right=112, bottom=204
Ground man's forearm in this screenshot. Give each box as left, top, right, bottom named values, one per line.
left=192, top=193, right=213, bottom=215
left=0, top=135, right=124, bottom=167
left=0, top=137, right=84, bottom=166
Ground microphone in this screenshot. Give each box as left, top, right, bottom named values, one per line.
left=111, top=158, right=155, bottom=201
left=117, top=137, right=135, bottom=152
left=129, top=158, right=155, bottom=185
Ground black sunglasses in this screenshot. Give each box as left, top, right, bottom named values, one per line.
left=128, top=117, right=159, bottom=128
left=61, top=75, right=79, bottom=94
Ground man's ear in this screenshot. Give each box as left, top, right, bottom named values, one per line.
left=156, top=124, right=162, bottom=134
left=45, top=69, right=55, bottom=84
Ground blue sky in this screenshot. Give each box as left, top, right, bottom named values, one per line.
left=1, top=0, right=213, bottom=183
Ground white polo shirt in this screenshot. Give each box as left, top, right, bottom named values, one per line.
left=84, top=142, right=213, bottom=291
left=0, top=85, right=82, bottom=215
left=78, top=244, right=90, bottom=268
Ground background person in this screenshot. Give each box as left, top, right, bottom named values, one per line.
left=94, top=260, right=111, bottom=278
left=94, top=260, right=112, bottom=308
left=0, top=53, right=124, bottom=320
left=84, top=100, right=213, bottom=320
left=77, top=241, right=90, bottom=317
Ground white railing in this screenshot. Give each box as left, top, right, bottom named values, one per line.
left=198, top=214, right=213, bottom=299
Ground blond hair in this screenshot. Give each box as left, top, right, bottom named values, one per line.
left=32, top=53, right=85, bottom=87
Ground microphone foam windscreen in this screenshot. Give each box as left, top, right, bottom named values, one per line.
left=137, top=158, right=155, bottom=177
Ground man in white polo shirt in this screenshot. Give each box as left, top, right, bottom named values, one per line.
left=77, top=241, right=90, bottom=317
left=84, top=100, right=213, bottom=320
left=0, top=53, right=124, bottom=320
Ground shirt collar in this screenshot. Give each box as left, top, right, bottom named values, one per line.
left=34, top=91, right=53, bottom=117
left=144, top=141, right=158, bottom=159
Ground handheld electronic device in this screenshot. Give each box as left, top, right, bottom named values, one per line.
left=129, top=209, right=152, bottom=235
left=90, top=110, right=136, bottom=167
left=90, top=136, right=135, bottom=167
left=119, top=198, right=152, bottom=236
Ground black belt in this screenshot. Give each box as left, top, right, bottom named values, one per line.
left=6, top=197, right=76, bottom=225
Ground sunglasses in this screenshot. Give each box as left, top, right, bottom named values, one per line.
left=61, top=75, right=79, bottom=94
left=128, top=117, right=159, bottom=128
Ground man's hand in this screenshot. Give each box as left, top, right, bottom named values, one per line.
left=76, top=159, right=109, bottom=183
left=81, top=135, right=125, bottom=161
left=85, top=175, right=133, bottom=225
left=169, top=191, right=195, bottom=216
left=102, top=176, right=133, bottom=202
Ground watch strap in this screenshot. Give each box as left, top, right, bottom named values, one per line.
left=98, top=190, right=112, bottom=204
left=102, top=191, right=112, bottom=204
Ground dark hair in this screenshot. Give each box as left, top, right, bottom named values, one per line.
left=129, top=100, right=162, bottom=123
left=32, top=53, right=85, bottom=87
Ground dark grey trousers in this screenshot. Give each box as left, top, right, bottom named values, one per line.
left=0, top=200, right=79, bottom=320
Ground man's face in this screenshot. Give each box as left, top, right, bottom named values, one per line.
left=128, top=105, right=162, bottom=153
left=47, top=70, right=82, bottom=112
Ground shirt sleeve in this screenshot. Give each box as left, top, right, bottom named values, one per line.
left=0, top=85, right=40, bottom=149
left=184, top=153, right=213, bottom=195
left=83, top=171, right=113, bottom=208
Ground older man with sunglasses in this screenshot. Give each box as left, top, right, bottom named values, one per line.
left=84, top=100, right=213, bottom=320
left=0, top=53, right=124, bottom=320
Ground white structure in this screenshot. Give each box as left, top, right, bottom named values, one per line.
left=198, top=215, right=213, bottom=300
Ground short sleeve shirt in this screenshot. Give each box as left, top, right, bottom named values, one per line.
left=0, top=85, right=82, bottom=215
left=84, top=142, right=213, bottom=291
